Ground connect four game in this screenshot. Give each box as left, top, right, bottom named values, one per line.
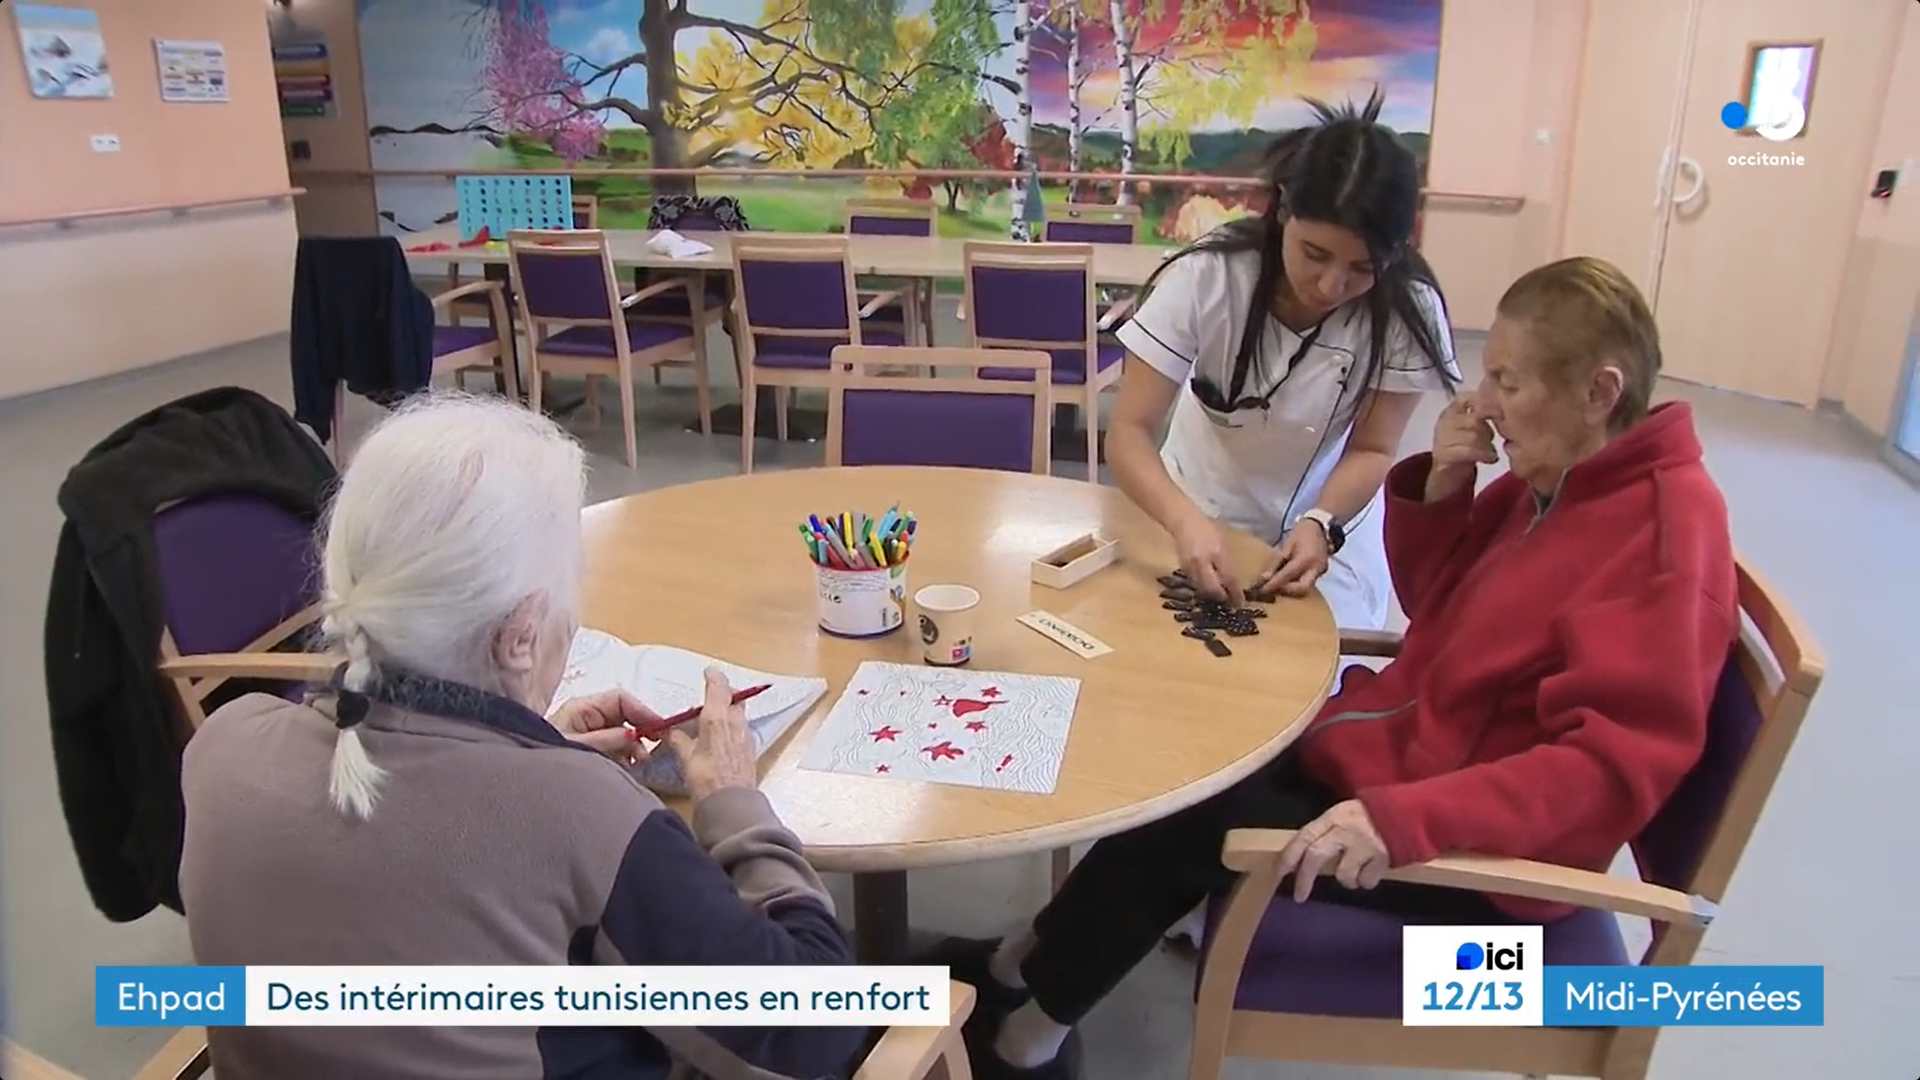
left=454, top=175, right=576, bottom=241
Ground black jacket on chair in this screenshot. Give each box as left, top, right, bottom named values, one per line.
left=289, top=235, right=435, bottom=445
left=44, top=387, right=337, bottom=922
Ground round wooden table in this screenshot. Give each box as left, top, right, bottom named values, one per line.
left=579, top=466, right=1340, bottom=961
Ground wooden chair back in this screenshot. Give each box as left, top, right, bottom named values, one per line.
left=1043, top=201, right=1143, bottom=244
left=846, top=197, right=938, bottom=237
left=826, top=346, right=1052, bottom=475
left=729, top=235, right=870, bottom=354
left=960, top=241, right=1099, bottom=365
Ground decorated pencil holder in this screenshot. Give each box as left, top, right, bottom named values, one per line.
left=815, top=563, right=908, bottom=638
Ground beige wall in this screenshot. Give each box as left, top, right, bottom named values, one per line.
left=0, top=0, right=297, bottom=401
left=276, top=0, right=377, bottom=236
left=1419, top=0, right=1588, bottom=331
left=1822, top=6, right=1920, bottom=437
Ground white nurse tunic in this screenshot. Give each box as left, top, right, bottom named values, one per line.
left=1113, top=248, right=1458, bottom=631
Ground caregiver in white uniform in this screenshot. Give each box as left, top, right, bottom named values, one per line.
left=1108, top=91, right=1460, bottom=632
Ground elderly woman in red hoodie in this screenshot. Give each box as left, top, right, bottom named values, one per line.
left=928, top=255, right=1740, bottom=1080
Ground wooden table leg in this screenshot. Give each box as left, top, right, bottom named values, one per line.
left=853, top=871, right=912, bottom=965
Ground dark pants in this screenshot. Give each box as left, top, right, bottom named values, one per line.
left=1020, top=750, right=1500, bottom=1025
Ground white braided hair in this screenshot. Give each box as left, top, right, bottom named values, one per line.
left=318, top=391, right=587, bottom=820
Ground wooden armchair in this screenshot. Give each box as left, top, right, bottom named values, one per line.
left=2, top=988, right=976, bottom=1079
left=4, top=1027, right=209, bottom=1080
left=1188, top=558, right=1823, bottom=1080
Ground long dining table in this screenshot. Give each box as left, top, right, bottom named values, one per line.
left=401, top=225, right=1175, bottom=447
left=399, top=224, right=1177, bottom=287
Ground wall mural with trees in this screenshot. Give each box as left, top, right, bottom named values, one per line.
left=356, top=0, right=1442, bottom=245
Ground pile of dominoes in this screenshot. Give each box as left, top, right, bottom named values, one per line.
left=1156, top=569, right=1268, bottom=657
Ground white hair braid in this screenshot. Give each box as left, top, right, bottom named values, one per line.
left=324, top=611, right=387, bottom=821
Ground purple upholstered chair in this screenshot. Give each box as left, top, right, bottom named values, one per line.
left=507, top=228, right=706, bottom=469
left=962, top=241, right=1123, bottom=481
left=1043, top=202, right=1144, bottom=331
left=846, top=198, right=938, bottom=346
left=1041, top=202, right=1141, bottom=245
left=1185, top=560, right=1825, bottom=1080
left=149, top=494, right=333, bottom=733
left=826, top=345, right=1051, bottom=474
left=729, top=236, right=906, bottom=473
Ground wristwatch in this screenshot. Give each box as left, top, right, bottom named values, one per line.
left=1298, top=508, right=1346, bottom=554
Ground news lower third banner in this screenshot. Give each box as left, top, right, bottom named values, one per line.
left=1401, top=927, right=1823, bottom=1027
left=95, top=966, right=948, bottom=1027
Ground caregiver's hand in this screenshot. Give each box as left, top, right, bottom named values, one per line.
left=1172, top=510, right=1241, bottom=602
left=1253, top=520, right=1330, bottom=598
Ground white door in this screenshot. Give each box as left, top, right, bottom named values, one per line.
left=1651, top=0, right=1908, bottom=404
left=1558, top=0, right=1702, bottom=299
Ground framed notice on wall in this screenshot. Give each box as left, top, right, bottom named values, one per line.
left=12, top=4, right=113, bottom=99
left=154, top=40, right=229, bottom=102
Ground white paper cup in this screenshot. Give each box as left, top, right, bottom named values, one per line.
left=815, top=563, right=908, bottom=638
left=914, top=584, right=980, bottom=666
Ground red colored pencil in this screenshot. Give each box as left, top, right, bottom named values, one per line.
left=635, top=684, right=772, bottom=739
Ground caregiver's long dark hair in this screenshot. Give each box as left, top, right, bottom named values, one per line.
left=1141, top=88, right=1458, bottom=415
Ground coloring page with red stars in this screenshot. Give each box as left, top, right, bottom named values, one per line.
left=799, top=661, right=1081, bottom=794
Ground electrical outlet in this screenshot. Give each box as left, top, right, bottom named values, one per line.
left=1535, top=128, right=1552, bottom=145
left=89, top=134, right=121, bottom=153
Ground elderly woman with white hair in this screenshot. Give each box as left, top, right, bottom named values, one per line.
left=178, top=394, right=865, bottom=1080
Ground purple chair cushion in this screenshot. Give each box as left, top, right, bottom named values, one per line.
left=432, top=325, right=497, bottom=357
left=981, top=343, right=1122, bottom=386
left=969, top=263, right=1094, bottom=349
left=838, top=388, right=1037, bottom=472
left=753, top=328, right=905, bottom=370
left=541, top=321, right=692, bottom=358
left=1637, top=653, right=1757, bottom=889
left=514, top=250, right=614, bottom=322
left=150, top=494, right=319, bottom=658
left=849, top=214, right=934, bottom=237
left=1198, top=897, right=1631, bottom=1019
left=1044, top=219, right=1133, bottom=244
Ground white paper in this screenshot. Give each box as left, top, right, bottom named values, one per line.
left=550, top=628, right=826, bottom=796
left=154, top=39, right=228, bottom=102
left=799, top=662, right=1080, bottom=794
left=645, top=229, right=714, bottom=259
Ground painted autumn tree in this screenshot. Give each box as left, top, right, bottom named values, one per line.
left=554, top=0, right=1023, bottom=196
left=1075, top=0, right=1317, bottom=203
left=868, top=0, right=1017, bottom=212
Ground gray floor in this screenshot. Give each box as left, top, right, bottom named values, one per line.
left=3, top=314, right=1915, bottom=1079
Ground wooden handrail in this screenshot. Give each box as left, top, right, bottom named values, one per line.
left=293, top=166, right=1524, bottom=209
left=0, top=188, right=306, bottom=230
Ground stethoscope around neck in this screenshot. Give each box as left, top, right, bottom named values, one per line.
left=1188, top=317, right=1342, bottom=430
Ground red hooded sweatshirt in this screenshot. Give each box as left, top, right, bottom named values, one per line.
left=1296, top=402, right=1738, bottom=922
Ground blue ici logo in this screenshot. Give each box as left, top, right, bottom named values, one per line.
left=1457, top=940, right=1525, bottom=971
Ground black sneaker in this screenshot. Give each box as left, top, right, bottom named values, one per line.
left=914, top=936, right=1031, bottom=1014
left=961, top=1006, right=1083, bottom=1080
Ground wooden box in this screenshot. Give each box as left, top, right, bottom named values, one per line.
left=1031, top=533, right=1120, bottom=589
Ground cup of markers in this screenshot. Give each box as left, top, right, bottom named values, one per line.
left=802, top=507, right=916, bottom=638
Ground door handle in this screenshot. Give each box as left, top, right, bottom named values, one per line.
left=1671, top=156, right=1705, bottom=207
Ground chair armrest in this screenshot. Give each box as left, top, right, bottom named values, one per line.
left=852, top=981, right=975, bottom=1080
left=1338, top=629, right=1405, bottom=657
left=158, top=652, right=340, bottom=682
left=619, top=277, right=688, bottom=309
left=1096, top=295, right=1136, bottom=331
left=429, top=280, right=503, bottom=307
left=1222, top=829, right=1716, bottom=928
left=130, top=1027, right=211, bottom=1080
left=857, top=289, right=905, bottom=320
